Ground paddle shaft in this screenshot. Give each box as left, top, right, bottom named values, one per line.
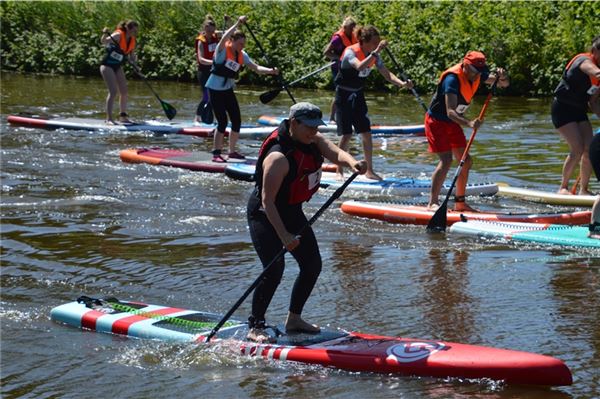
left=244, top=23, right=297, bottom=104
left=383, top=47, right=428, bottom=112
left=260, top=62, right=335, bottom=104
left=204, top=172, right=360, bottom=342
left=426, top=78, right=498, bottom=232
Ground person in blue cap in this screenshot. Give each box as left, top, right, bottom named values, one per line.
left=246, top=102, right=367, bottom=343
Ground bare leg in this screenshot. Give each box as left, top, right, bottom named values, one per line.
left=336, top=134, right=352, bottom=179
left=329, top=98, right=336, bottom=123
left=228, top=131, right=239, bottom=154
left=577, top=121, right=594, bottom=195
left=451, top=147, right=474, bottom=211
left=213, top=131, right=225, bottom=153
left=428, top=151, right=452, bottom=209
left=360, top=132, right=381, bottom=180
left=100, top=66, right=118, bottom=123
left=114, top=67, right=129, bottom=120
left=557, top=122, right=586, bottom=194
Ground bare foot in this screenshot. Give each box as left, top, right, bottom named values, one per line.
left=579, top=189, right=595, bottom=196
left=557, top=188, right=573, bottom=195
left=285, top=313, right=320, bottom=334
left=365, top=172, right=383, bottom=181
left=105, top=120, right=116, bottom=125
left=454, top=203, right=478, bottom=212
left=246, top=327, right=276, bottom=343
left=427, top=203, right=440, bottom=211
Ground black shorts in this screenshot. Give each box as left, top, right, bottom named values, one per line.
left=551, top=98, right=589, bottom=129
left=335, top=87, right=371, bottom=136
left=590, top=133, right=600, bottom=182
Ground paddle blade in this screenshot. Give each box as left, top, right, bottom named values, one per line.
left=162, top=101, right=177, bottom=120
left=200, top=101, right=214, bottom=124
left=259, top=89, right=281, bottom=104
left=426, top=201, right=448, bottom=233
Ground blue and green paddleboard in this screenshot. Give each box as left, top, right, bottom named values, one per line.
left=450, top=220, right=600, bottom=248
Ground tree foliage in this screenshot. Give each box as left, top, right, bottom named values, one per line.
left=1, top=1, right=597, bottom=96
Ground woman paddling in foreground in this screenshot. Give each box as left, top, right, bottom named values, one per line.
left=425, top=51, right=509, bottom=212
left=206, top=15, right=279, bottom=162
left=246, top=102, right=367, bottom=343
left=552, top=35, right=600, bottom=196
left=100, top=20, right=139, bottom=124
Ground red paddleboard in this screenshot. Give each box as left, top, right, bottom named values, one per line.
left=50, top=297, right=572, bottom=386
left=340, top=200, right=591, bottom=226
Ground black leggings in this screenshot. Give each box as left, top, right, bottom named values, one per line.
left=195, top=67, right=211, bottom=116
left=208, top=88, right=241, bottom=132
left=247, top=206, right=322, bottom=326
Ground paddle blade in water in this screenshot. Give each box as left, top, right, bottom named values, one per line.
left=162, top=101, right=177, bottom=120
left=259, top=89, right=281, bottom=104
left=426, top=202, right=448, bottom=233
left=200, top=101, right=214, bottom=124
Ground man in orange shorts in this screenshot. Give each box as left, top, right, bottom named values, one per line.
left=425, top=51, right=509, bottom=211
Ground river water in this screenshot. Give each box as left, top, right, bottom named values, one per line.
left=1, top=72, right=599, bottom=398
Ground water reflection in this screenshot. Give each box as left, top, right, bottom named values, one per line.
left=417, top=248, right=478, bottom=343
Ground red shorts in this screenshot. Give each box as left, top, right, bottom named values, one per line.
left=424, top=113, right=466, bottom=153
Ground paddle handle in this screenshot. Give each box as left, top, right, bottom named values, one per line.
left=383, top=47, right=428, bottom=112
left=204, top=172, right=359, bottom=342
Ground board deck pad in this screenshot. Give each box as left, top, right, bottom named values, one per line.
left=50, top=296, right=573, bottom=386
left=257, top=115, right=425, bottom=136
left=340, top=200, right=592, bottom=226
left=225, top=164, right=498, bottom=196
left=450, top=220, right=600, bottom=248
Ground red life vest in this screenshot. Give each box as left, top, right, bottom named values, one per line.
left=256, top=123, right=323, bottom=205
left=117, top=28, right=136, bottom=55
left=195, top=32, right=218, bottom=66
left=334, top=43, right=377, bottom=89
left=210, top=42, right=245, bottom=80
left=332, top=28, right=358, bottom=49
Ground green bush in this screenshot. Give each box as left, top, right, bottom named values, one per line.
left=1, top=1, right=598, bottom=96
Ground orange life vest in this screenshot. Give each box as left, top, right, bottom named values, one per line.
left=117, top=28, right=136, bottom=55
left=210, top=42, right=245, bottom=80
left=334, top=43, right=377, bottom=89
left=333, top=28, right=358, bottom=49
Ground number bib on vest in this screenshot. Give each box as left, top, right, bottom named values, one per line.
left=456, top=104, right=470, bottom=114
left=307, top=169, right=322, bottom=191
left=358, top=67, right=373, bottom=78
left=109, top=51, right=124, bottom=62
left=208, top=43, right=217, bottom=52
left=225, top=59, right=241, bottom=72
left=587, top=85, right=600, bottom=96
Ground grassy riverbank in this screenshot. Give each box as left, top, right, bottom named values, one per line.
left=1, top=1, right=597, bottom=96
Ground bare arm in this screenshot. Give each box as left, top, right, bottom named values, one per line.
left=580, top=59, right=600, bottom=117
left=314, top=133, right=367, bottom=172
left=245, top=58, right=278, bottom=75
left=446, top=93, right=481, bottom=129
left=486, top=67, right=510, bottom=88
left=101, top=28, right=119, bottom=46
left=197, top=41, right=212, bottom=66
left=261, top=153, right=299, bottom=251
left=216, top=15, right=246, bottom=53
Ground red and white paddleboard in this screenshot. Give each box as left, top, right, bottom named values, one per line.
left=51, top=297, right=572, bottom=386
left=340, top=200, right=591, bottom=226
left=7, top=114, right=273, bottom=139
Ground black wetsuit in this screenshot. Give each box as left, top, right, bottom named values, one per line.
left=246, top=121, right=323, bottom=328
